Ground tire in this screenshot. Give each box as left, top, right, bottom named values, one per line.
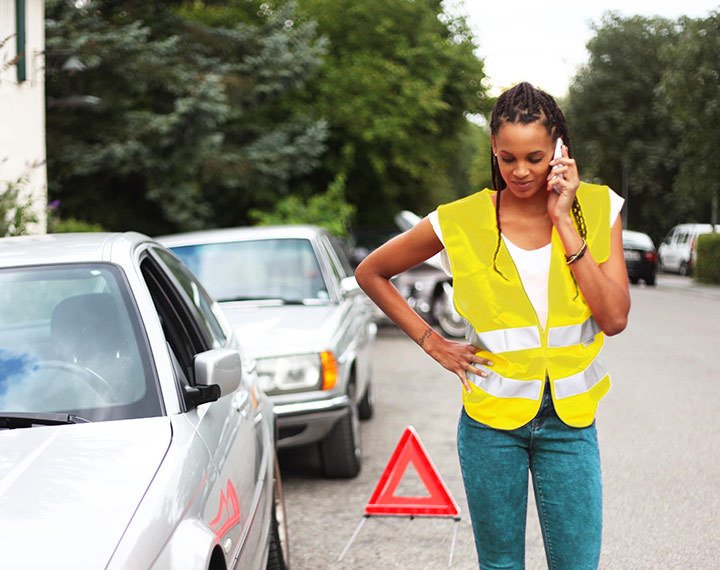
left=645, top=272, right=656, bottom=286
left=432, top=285, right=465, bottom=338
left=629, top=276, right=640, bottom=285
left=679, top=260, right=692, bottom=276
left=358, top=380, right=374, bottom=420
left=267, top=458, right=290, bottom=570
left=319, top=384, right=361, bottom=478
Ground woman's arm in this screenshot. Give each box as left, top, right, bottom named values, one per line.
left=554, top=214, right=630, bottom=335
left=355, top=218, right=493, bottom=392
left=548, top=148, right=630, bottom=336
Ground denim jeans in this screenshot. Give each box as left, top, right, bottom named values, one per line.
left=457, top=387, right=602, bottom=569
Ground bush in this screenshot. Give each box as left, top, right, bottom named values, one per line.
left=50, top=217, right=105, bottom=233
left=249, top=173, right=355, bottom=237
left=695, top=233, right=720, bottom=284
left=0, top=163, right=39, bottom=236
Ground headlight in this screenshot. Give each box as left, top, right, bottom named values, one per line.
left=255, top=351, right=338, bottom=394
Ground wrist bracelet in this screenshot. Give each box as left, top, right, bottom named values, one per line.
left=565, top=239, right=587, bottom=265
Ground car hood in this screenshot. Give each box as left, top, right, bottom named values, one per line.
left=220, top=302, right=339, bottom=358
left=0, top=417, right=172, bottom=568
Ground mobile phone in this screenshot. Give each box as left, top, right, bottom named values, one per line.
left=551, top=137, right=563, bottom=193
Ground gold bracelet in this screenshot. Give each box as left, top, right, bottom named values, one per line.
left=565, top=239, right=587, bottom=265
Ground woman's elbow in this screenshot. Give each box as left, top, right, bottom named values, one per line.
left=601, top=313, right=628, bottom=337
left=354, top=259, right=373, bottom=291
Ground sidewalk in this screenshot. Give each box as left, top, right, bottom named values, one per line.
left=653, top=273, right=720, bottom=300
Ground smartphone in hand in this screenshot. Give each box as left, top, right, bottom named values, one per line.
left=550, top=137, right=563, bottom=193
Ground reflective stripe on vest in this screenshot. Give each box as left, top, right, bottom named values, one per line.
left=467, top=316, right=600, bottom=354
left=467, top=355, right=607, bottom=401
left=553, top=356, right=608, bottom=399
left=547, top=317, right=601, bottom=348
left=467, top=368, right=543, bottom=400
left=467, top=325, right=541, bottom=353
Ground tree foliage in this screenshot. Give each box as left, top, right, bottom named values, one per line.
left=658, top=12, right=720, bottom=222
left=293, top=0, right=490, bottom=227
left=568, top=11, right=720, bottom=244
left=566, top=13, right=683, bottom=243
left=45, top=0, right=328, bottom=234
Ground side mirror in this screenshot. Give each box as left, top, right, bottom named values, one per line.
left=340, top=275, right=362, bottom=298
left=189, top=348, right=243, bottom=406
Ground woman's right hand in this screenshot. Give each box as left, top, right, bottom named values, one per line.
left=421, top=331, right=493, bottom=393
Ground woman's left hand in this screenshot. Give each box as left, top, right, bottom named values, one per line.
left=546, top=144, right=580, bottom=222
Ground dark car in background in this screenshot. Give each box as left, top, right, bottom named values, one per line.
left=623, top=229, right=658, bottom=286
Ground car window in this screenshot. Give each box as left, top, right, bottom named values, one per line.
left=151, top=247, right=227, bottom=348
left=140, top=255, right=210, bottom=388
left=171, top=238, right=330, bottom=304
left=0, top=264, right=162, bottom=421
left=318, top=237, right=345, bottom=290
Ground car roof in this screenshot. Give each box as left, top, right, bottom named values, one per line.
left=0, top=232, right=152, bottom=268
left=156, top=225, right=327, bottom=248
left=622, top=229, right=655, bottom=248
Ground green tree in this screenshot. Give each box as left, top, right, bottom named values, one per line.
left=566, top=13, right=683, bottom=244
left=659, top=12, right=720, bottom=228
left=45, top=0, right=328, bottom=234
left=293, top=0, right=490, bottom=227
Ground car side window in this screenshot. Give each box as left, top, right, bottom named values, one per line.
left=140, top=255, right=209, bottom=386
left=151, top=247, right=228, bottom=348
left=319, top=237, right=346, bottom=288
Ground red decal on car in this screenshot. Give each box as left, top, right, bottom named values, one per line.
left=209, top=479, right=241, bottom=538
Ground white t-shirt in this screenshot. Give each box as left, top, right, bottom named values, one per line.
left=428, top=189, right=624, bottom=329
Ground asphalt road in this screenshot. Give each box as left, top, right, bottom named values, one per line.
left=280, top=277, right=720, bottom=569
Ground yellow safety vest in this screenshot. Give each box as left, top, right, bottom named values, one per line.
left=437, top=182, right=612, bottom=429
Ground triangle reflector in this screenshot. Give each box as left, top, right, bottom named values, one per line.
left=365, top=426, right=459, bottom=517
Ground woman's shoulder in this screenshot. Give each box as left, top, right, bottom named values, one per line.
left=438, top=188, right=494, bottom=213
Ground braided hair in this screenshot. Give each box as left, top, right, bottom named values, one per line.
left=488, top=82, right=587, bottom=284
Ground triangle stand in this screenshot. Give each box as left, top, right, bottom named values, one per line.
left=337, top=426, right=461, bottom=567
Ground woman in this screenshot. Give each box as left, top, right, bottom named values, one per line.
left=355, top=82, right=630, bottom=569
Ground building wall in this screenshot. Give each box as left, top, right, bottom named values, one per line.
left=0, top=0, right=47, bottom=233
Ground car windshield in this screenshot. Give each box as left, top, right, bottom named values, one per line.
left=0, top=264, right=162, bottom=423
left=171, top=238, right=330, bottom=303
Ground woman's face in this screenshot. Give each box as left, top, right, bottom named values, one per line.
left=491, top=121, right=555, bottom=199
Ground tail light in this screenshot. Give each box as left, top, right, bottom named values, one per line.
left=644, top=251, right=658, bottom=262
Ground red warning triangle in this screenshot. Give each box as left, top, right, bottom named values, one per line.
left=365, top=426, right=459, bottom=517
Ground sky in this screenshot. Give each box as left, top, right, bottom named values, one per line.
left=454, top=0, right=720, bottom=98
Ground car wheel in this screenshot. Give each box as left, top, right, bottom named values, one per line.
left=679, top=260, right=692, bottom=276
left=319, top=384, right=361, bottom=478
left=432, top=287, right=465, bottom=338
left=629, top=276, right=640, bottom=285
left=358, top=380, right=374, bottom=420
left=645, top=273, right=656, bottom=286
left=267, top=458, right=289, bottom=570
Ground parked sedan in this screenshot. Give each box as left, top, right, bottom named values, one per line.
left=159, top=226, right=376, bottom=479
left=0, top=233, right=288, bottom=570
left=623, top=229, right=658, bottom=285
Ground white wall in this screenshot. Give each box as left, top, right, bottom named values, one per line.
left=0, top=0, right=47, bottom=233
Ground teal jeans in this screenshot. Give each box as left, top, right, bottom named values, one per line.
left=457, top=388, right=602, bottom=569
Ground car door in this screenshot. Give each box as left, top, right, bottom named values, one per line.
left=660, top=227, right=680, bottom=271
left=142, top=248, right=267, bottom=569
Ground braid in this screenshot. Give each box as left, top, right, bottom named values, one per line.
left=492, top=189, right=508, bottom=280
left=489, top=82, right=588, bottom=285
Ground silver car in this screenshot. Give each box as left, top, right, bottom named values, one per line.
left=158, top=226, right=377, bottom=478
left=0, top=233, right=289, bottom=569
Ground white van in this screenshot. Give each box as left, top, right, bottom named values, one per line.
left=658, top=223, right=719, bottom=275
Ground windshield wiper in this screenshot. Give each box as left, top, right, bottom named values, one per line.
left=0, top=412, right=91, bottom=429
